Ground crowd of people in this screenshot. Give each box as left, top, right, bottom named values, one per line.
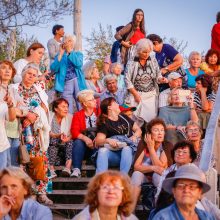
left=0, top=8, right=219, bottom=220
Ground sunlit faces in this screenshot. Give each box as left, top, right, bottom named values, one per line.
left=138, top=49, right=151, bottom=60
left=30, top=48, right=45, bottom=64
left=169, top=78, right=183, bottom=89
left=106, top=79, right=118, bottom=93
left=22, top=68, right=38, bottom=85
left=152, top=41, right=162, bottom=53
left=54, top=101, right=69, bottom=118
left=135, top=11, right=144, bottom=23
left=91, top=66, right=100, bottom=80
left=64, top=37, right=74, bottom=49
left=208, top=54, right=218, bottom=65
left=0, top=174, right=28, bottom=211
left=186, top=125, right=201, bottom=141
left=150, top=124, right=165, bottom=143
left=108, top=101, right=120, bottom=114
left=56, top=28, right=65, bottom=37
left=83, top=94, right=96, bottom=108
left=112, top=65, right=122, bottom=76
left=195, top=80, right=203, bottom=91
left=189, top=55, right=202, bottom=68
left=172, top=179, right=202, bottom=207
left=97, top=178, right=123, bottom=208
left=0, top=63, right=13, bottom=81
left=170, top=89, right=181, bottom=104
left=174, top=147, right=192, bottom=165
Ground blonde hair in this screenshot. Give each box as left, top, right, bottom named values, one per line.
left=167, top=88, right=179, bottom=105
left=110, top=62, right=123, bottom=73
left=0, top=167, right=34, bottom=198
left=188, top=51, right=202, bottom=62
left=63, top=34, right=76, bottom=45
left=83, top=61, right=97, bottom=79
left=77, top=89, right=94, bottom=103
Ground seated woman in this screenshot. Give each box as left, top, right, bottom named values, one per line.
left=185, top=121, right=215, bottom=167
left=159, top=88, right=198, bottom=145
left=200, top=48, right=220, bottom=93
left=155, top=141, right=197, bottom=205
left=194, top=75, right=216, bottom=130
left=83, top=60, right=105, bottom=107
left=185, top=51, right=204, bottom=90
left=0, top=167, right=52, bottom=220
left=71, top=90, right=99, bottom=178
left=152, top=164, right=215, bottom=220
left=73, top=170, right=138, bottom=220
left=110, top=62, right=125, bottom=89
left=95, top=97, right=142, bottom=174
left=131, top=118, right=172, bottom=210
left=48, top=98, right=73, bottom=178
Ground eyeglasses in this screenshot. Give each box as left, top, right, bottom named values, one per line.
left=174, top=150, right=189, bottom=156
left=187, top=128, right=200, bottom=133
left=175, top=183, right=199, bottom=191
left=100, top=184, right=124, bottom=192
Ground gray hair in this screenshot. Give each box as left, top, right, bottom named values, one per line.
left=135, top=38, right=153, bottom=57
left=186, top=120, right=202, bottom=134
left=21, top=62, right=39, bottom=78
left=63, top=34, right=76, bottom=45
left=110, top=62, right=123, bottom=73
left=103, top=74, right=118, bottom=85
left=188, top=51, right=202, bottom=62
left=83, top=60, right=97, bottom=79
left=0, top=166, right=34, bottom=198
left=77, top=89, right=94, bottom=104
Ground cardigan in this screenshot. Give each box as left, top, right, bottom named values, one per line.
left=71, top=108, right=100, bottom=139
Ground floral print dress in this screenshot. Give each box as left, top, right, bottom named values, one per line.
left=18, top=84, right=49, bottom=194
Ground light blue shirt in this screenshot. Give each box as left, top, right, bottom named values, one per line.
left=3, top=198, right=52, bottom=220
left=185, top=68, right=204, bottom=88
left=100, top=88, right=126, bottom=105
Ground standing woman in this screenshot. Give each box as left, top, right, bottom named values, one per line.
left=115, top=8, right=146, bottom=64
left=14, top=63, right=52, bottom=205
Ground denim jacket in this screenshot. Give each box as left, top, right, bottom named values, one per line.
left=152, top=202, right=215, bottom=220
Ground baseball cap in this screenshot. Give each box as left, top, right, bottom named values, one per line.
left=168, top=72, right=182, bottom=81
left=120, top=104, right=136, bottom=112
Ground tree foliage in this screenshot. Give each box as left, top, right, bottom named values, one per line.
left=0, top=0, right=73, bottom=34
left=84, top=23, right=114, bottom=71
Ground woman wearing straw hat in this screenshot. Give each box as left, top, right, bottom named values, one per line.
left=152, top=164, right=215, bottom=220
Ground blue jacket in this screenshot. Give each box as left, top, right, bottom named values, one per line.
left=152, top=202, right=215, bottom=220
left=50, top=51, right=87, bottom=92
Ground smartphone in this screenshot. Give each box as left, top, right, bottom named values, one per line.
left=178, top=89, right=191, bottom=103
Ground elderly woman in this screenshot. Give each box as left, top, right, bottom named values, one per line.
left=131, top=118, right=172, bottom=209
left=71, top=90, right=99, bottom=178
left=0, top=60, right=20, bottom=167
left=48, top=98, right=73, bottom=178
left=0, top=167, right=52, bottom=220
left=200, top=49, right=220, bottom=93
left=95, top=97, right=142, bottom=174
left=115, top=8, right=146, bottom=64
left=159, top=88, right=198, bottom=144
left=125, top=38, right=167, bottom=127
left=185, top=51, right=204, bottom=90
left=51, top=34, right=87, bottom=114
left=83, top=60, right=105, bottom=107
left=110, top=62, right=125, bottom=89
left=152, top=164, right=215, bottom=220
left=13, top=42, right=46, bottom=84
left=185, top=121, right=215, bottom=167
left=14, top=63, right=52, bottom=205
left=73, top=170, right=138, bottom=220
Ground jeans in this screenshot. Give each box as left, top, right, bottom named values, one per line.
left=8, top=138, right=20, bottom=166
left=62, top=78, right=80, bottom=114
left=72, top=139, right=96, bottom=170
left=96, top=146, right=133, bottom=174
left=0, top=148, right=10, bottom=170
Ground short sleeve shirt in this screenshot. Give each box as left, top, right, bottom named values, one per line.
left=97, top=114, right=134, bottom=138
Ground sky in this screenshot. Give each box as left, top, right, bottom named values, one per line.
left=23, top=0, right=220, bottom=57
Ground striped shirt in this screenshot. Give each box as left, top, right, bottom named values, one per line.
left=193, top=92, right=216, bottom=111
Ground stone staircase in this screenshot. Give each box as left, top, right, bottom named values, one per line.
left=47, top=164, right=149, bottom=219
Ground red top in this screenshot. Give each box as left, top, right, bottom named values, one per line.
left=211, top=23, right=220, bottom=52
left=71, top=108, right=100, bottom=139
left=130, top=28, right=145, bottom=45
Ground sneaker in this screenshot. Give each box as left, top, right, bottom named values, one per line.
left=61, top=167, right=71, bottom=177
left=37, top=194, right=53, bottom=205
left=70, top=168, right=81, bottom=178
left=49, top=170, right=57, bottom=179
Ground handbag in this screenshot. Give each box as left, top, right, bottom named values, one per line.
left=18, top=134, right=30, bottom=165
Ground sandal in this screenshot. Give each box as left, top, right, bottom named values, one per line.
left=37, top=194, right=53, bottom=205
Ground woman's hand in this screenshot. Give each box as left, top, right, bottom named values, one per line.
left=130, top=135, right=138, bottom=143
left=26, top=112, right=38, bottom=124
left=152, top=165, right=164, bottom=175
left=4, top=94, right=13, bottom=108
left=158, top=77, right=168, bottom=84
left=83, top=136, right=94, bottom=148
left=58, top=44, right=65, bottom=61
left=106, top=138, right=118, bottom=148
left=144, top=133, right=155, bottom=151
left=61, top=133, right=71, bottom=143
left=0, top=195, right=15, bottom=217
left=186, top=93, right=194, bottom=108
left=134, top=93, right=141, bottom=104
left=122, top=41, right=132, bottom=48
left=166, top=124, right=176, bottom=130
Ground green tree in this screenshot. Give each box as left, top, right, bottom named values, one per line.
left=84, top=23, right=114, bottom=71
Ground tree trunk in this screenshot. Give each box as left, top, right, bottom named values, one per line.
left=73, top=0, right=82, bottom=51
